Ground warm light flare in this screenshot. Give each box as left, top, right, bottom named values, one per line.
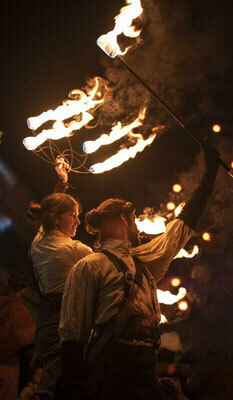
left=178, top=300, right=188, bottom=311
left=231, top=161, right=233, bottom=169
left=174, top=245, right=199, bottom=259
left=157, top=287, right=187, bottom=305
left=171, top=278, right=181, bottom=287
left=83, top=108, right=146, bottom=154
left=136, top=216, right=166, bottom=235
left=166, top=202, right=175, bottom=211
left=160, top=314, right=168, bottom=324
left=90, top=133, right=156, bottom=174
left=97, top=0, right=143, bottom=58
left=212, top=124, right=221, bottom=133
left=172, top=184, right=182, bottom=193
left=202, top=232, right=211, bottom=241
left=174, top=202, right=185, bottom=217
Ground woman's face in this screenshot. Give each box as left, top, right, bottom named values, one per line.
left=56, top=205, right=81, bottom=237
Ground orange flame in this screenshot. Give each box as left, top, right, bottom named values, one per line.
left=174, top=202, right=185, bottom=217
left=160, top=314, right=168, bottom=324
left=136, top=216, right=166, bottom=235
left=83, top=107, right=146, bottom=154
left=97, top=0, right=143, bottom=58
left=174, top=245, right=199, bottom=259
left=23, top=77, right=105, bottom=150
left=178, top=300, right=189, bottom=311
left=90, top=132, right=156, bottom=174
left=157, top=287, right=187, bottom=305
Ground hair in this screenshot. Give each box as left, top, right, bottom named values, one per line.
left=26, top=193, right=80, bottom=233
left=85, top=198, right=134, bottom=248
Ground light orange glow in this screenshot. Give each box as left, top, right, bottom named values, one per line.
left=202, top=232, right=211, bottom=241
left=166, top=202, right=176, bottom=211
left=178, top=300, right=188, bottom=311
left=97, top=0, right=143, bottom=58
left=157, top=287, right=186, bottom=305
left=174, top=202, right=185, bottom=217
left=90, top=133, right=156, bottom=174
left=23, top=77, right=105, bottom=150
left=212, top=124, right=221, bottom=133
left=160, top=314, right=168, bottom=324
left=83, top=107, right=147, bottom=154
left=231, top=161, right=233, bottom=169
left=172, top=184, right=182, bottom=193
left=136, top=216, right=166, bottom=235
left=174, top=245, right=199, bottom=259
left=171, top=278, right=181, bottom=287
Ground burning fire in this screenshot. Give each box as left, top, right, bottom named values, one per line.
left=90, top=132, right=156, bottom=174
left=157, top=287, right=186, bottom=305
left=174, top=245, right=199, bottom=259
left=160, top=314, right=168, bottom=324
left=136, top=216, right=166, bottom=235
left=83, top=108, right=146, bottom=154
left=97, top=0, right=143, bottom=58
left=23, top=77, right=105, bottom=151
left=178, top=300, right=188, bottom=311
left=171, top=278, right=181, bottom=287
left=174, top=202, right=185, bottom=217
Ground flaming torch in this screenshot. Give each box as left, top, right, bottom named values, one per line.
left=97, top=0, right=232, bottom=178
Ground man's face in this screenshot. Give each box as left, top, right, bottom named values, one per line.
left=127, top=213, right=141, bottom=246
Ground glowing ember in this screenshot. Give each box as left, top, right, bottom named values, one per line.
left=174, top=202, right=185, bottom=217
left=171, top=278, right=181, bottom=287
left=136, top=216, right=166, bottom=235
left=23, top=77, right=105, bottom=150
left=202, top=232, right=211, bottom=241
left=172, top=184, right=182, bottom=193
left=174, top=245, right=199, bottom=259
left=157, top=287, right=186, bottom=305
left=97, top=0, right=143, bottom=58
left=178, top=300, right=188, bottom=311
left=160, top=314, right=168, bottom=324
left=166, top=202, right=175, bottom=211
left=212, top=124, right=221, bottom=133
left=90, top=133, right=156, bottom=174
left=83, top=108, right=146, bottom=154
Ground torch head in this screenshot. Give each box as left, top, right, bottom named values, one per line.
left=97, top=33, right=118, bottom=58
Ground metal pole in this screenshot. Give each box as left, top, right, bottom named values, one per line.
left=118, top=56, right=232, bottom=177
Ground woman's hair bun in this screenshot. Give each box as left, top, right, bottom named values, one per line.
left=25, top=202, right=42, bottom=221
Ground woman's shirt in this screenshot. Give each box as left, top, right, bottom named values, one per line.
left=30, top=229, right=92, bottom=295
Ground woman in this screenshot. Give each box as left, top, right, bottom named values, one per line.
left=26, top=159, right=92, bottom=399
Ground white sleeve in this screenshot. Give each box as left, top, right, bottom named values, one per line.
left=131, top=219, right=193, bottom=282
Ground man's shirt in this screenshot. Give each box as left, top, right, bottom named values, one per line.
left=59, top=219, right=193, bottom=344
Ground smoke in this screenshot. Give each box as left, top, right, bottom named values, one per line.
left=99, top=0, right=232, bottom=133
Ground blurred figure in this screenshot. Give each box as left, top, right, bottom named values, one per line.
left=0, top=271, right=35, bottom=400
left=18, top=367, right=43, bottom=400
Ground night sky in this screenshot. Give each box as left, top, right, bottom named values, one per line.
left=1, top=0, right=233, bottom=235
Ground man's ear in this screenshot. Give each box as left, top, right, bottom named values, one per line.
left=120, top=213, right=129, bottom=228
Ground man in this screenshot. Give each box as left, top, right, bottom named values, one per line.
left=59, top=145, right=219, bottom=400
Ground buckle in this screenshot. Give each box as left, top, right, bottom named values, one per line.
left=125, top=271, right=133, bottom=284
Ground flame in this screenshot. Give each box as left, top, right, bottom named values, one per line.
left=23, top=114, right=93, bottom=151
left=202, top=232, right=211, bottom=241
left=157, top=287, right=186, bottom=305
left=174, top=245, right=199, bottom=259
left=160, top=314, right=168, bottom=324
left=178, top=300, right=188, bottom=311
left=97, top=0, right=143, bottom=58
left=212, top=124, right=221, bottom=133
left=90, top=133, right=156, bottom=174
left=171, top=278, right=181, bottom=287
left=136, top=216, right=166, bottom=235
left=174, top=202, right=185, bottom=217
left=172, top=184, right=182, bottom=193
left=166, top=202, right=175, bottom=211
left=23, top=77, right=105, bottom=150
left=83, top=108, right=146, bottom=154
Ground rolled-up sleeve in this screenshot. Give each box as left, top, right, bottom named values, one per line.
left=59, top=259, right=100, bottom=344
left=131, top=219, right=193, bottom=282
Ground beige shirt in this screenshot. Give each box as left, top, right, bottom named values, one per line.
left=59, top=219, right=193, bottom=344
left=30, top=230, right=92, bottom=295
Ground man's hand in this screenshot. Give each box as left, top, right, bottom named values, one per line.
left=55, top=157, right=70, bottom=183
left=201, top=139, right=220, bottom=170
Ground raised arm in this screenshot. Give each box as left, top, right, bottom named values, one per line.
left=53, top=156, right=69, bottom=193
left=132, top=144, right=219, bottom=282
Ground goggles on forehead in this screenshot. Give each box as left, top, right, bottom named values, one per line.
left=125, top=202, right=136, bottom=214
